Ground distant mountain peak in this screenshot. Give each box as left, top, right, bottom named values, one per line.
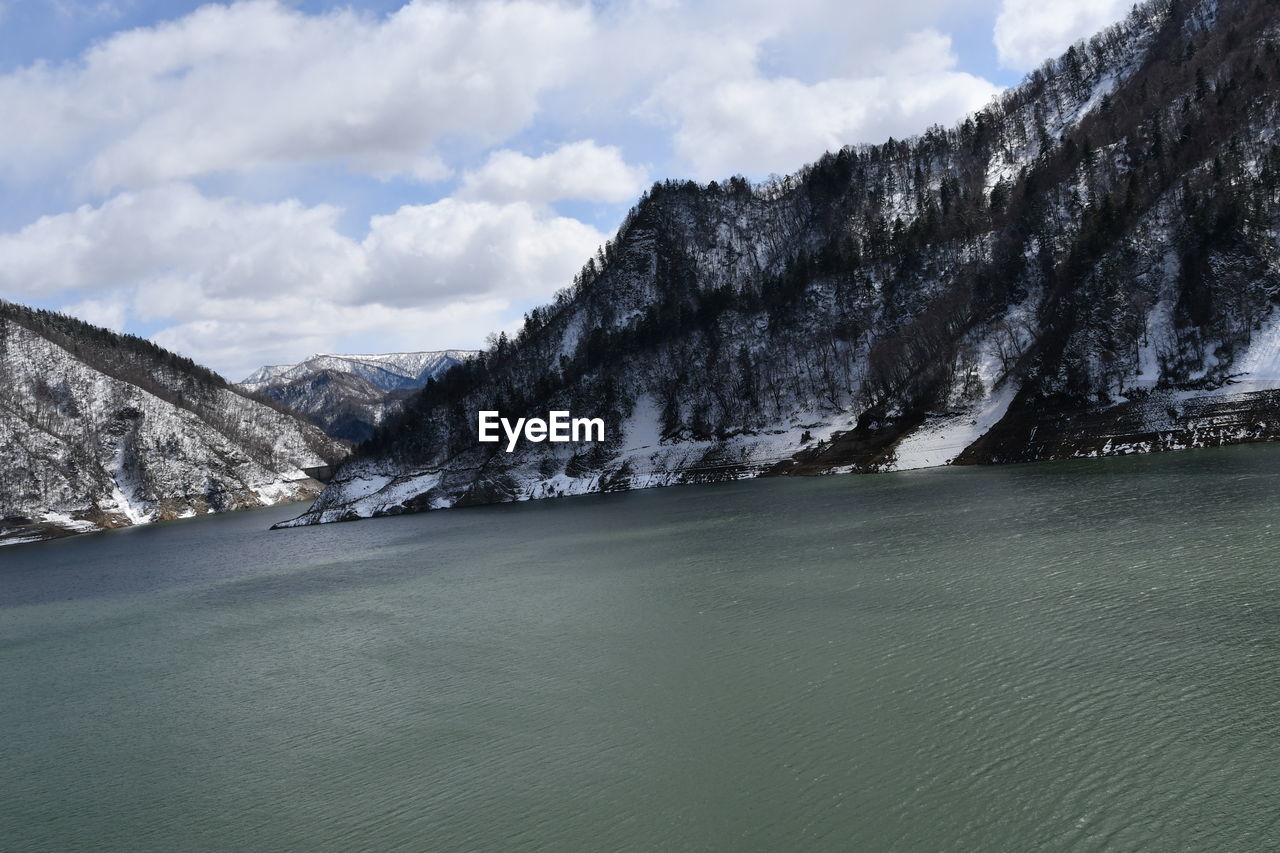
left=240, top=350, right=477, bottom=388
left=236, top=349, right=479, bottom=443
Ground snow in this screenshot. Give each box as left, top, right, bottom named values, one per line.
left=1132, top=297, right=1176, bottom=388
left=252, top=480, right=302, bottom=504
left=102, top=443, right=151, bottom=525
left=0, top=512, right=100, bottom=549
left=278, top=6, right=1267, bottom=530
left=239, top=363, right=297, bottom=385
left=39, top=512, right=98, bottom=533
left=279, top=397, right=865, bottom=527
left=558, top=314, right=586, bottom=359
left=524, top=472, right=603, bottom=501
left=1075, top=73, right=1117, bottom=124
left=1, top=314, right=346, bottom=544
left=889, top=380, right=1020, bottom=471
left=239, top=350, right=476, bottom=390
left=886, top=302, right=1032, bottom=472
left=278, top=469, right=444, bottom=525
left=330, top=471, right=397, bottom=502
left=1227, top=310, right=1280, bottom=392
left=0, top=536, right=43, bottom=547
left=619, top=395, right=663, bottom=453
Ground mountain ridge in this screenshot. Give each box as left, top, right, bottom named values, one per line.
left=240, top=350, right=477, bottom=390
left=237, top=350, right=478, bottom=443
left=281, top=0, right=1280, bottom=528
left=0, top=301, right=348, bottom=546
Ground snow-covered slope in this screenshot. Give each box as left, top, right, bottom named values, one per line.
left=283, top=0, right=1280, bottom=529
left=238, top=350, right=476, bottom=442
left=241, top=351, right=475, bottom=392
left=0, top=302, right=347, bottom=546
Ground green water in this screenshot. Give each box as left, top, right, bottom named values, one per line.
left=3, top=446, right=1280, bottom=851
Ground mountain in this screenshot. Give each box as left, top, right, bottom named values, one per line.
left=0, top=301, right=348, bottom=546
left=237, top=351, right=476, bottom=442
left=240, top=351, right=475, bottom=393
left=282, top=0, right=1280, bottom=528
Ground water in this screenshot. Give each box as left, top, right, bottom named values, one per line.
left=3, top=446, right=1280, bottom=852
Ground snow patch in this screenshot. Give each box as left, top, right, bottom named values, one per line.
left=890, top=380, right=1020, bottom=471
left=39, top=512, right=99, bottom=533
left=252, top=479, right=303, bottom=505
left=1228, top=310, right=1280, bottom=392
left=887, top=304, right=1029, bottom=471
left=1133, top=297, right=1177, bottom=388
left=102, top=443, right=151, bottom=525
left=0, top=536, right=44, bottom=547
left=620, top=395, right=664, bottom=453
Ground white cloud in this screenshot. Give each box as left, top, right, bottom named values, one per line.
left=0, top=184, right=363, bottom=299
left=363, top=198, right=605, bottom=307
left=459, top=141, right=649, bottom=204
left=61, top=295, right=129, bottom=332
left=0, top=0, right=1030, bottom=378
left=151, top=299, right=511, bottom=383
left=642, top=30, right=1000, bottom=179
left=0, top=1, right=1009, bottom=193
left=0, top=0, right=592, bottom=192
left=0, top=183, right=603, bottom=378
left=994, top=0, right=1134, bottom=71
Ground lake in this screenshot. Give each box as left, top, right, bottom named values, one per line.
left=3, top=446, right=1280, bottom=851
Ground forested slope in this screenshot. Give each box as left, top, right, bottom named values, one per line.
left=237, top=351, right=475, bottom=443
left=285, top=0, right=1280, bottom=527
left=0, top=302, right=347, bottom=545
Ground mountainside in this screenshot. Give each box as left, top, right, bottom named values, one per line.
left=283, top=0, right=1280, bottom=528
left=238, top=351, right=475, bottom=442
left=241, top=351, right=475, bottom=392
left=0, top=302, right=348, bottom=546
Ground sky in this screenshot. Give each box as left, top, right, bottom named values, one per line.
left=0, top=0, right=1137, bottom=380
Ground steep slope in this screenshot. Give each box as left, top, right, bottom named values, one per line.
left=284, top=0, right=1280, bottom=527
left=238, top=351, right=475, bottom=442
left=0, top=302, right=348, bottom=545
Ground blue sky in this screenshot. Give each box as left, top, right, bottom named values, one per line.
left=0, top=0, right=1134, bottom=378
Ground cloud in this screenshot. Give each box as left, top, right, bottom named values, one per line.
left=61, top=295, right=129, bottom=332
left=0, top=183, right=604, bottom=378
left=994, top=0, right=1135, bottom=71
left=642, top=29, right=1000, bottom=179
left=459, top=141, right=649, bottom=204
left=0, top=1, right=1008, bottom=193
left=0, top=0, right=1025, bottom=378
left=0, top=184, right=363, bottom=299
left=151, top=299, right=511, bottom=382
left=0, top=0, right=592, bottom=192
left=363, top=198, right=605, bottom=307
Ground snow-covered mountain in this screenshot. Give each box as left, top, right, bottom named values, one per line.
left=271, top=0, right=1280, bottom=527
left=240, top=351, right=475, bottom=393
left=0, top=302, right=348, bottom=546
left=237, top=351, right=476, bottom=442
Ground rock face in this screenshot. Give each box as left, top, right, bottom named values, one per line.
left=0, top=302, right=347, bottom=545
left=237, top=351, right=475, bottom=443
left=283, top=0, right=1280, bottom=528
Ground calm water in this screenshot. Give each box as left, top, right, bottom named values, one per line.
left=3, top=447, right=1280, bottom=852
